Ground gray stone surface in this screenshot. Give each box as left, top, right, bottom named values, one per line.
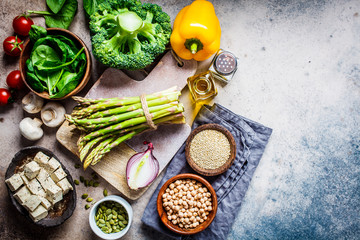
left=0, top=0, right=359, bottom=239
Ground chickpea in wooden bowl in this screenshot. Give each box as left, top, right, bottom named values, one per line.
left=157, top=173, right=217, bottom=235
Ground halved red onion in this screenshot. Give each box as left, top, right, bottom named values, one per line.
left=126, top=141, right=159, bottom=190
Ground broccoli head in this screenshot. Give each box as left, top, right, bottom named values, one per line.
left=89, top=0, right=171, bottom=70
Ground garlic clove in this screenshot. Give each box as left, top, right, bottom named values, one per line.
left=22, top=92, right=44, bottom=114
left=41, top=102, right=66, bottom=128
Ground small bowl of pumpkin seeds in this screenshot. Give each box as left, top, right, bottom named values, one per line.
left=89, top=195, right=133, bottom=239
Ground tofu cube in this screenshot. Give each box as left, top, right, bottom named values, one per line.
left=23, top=195, right=42, bottom=212
left=56, top=178, right=73, bottom=195
left=50, top=167, right=67, bottom=183
left=36, top=168, right=49, bottom=186
left=36, top=188, right=47, bottom=198
left=29, top=205, right=48, bottom=222
left=41, top=177, right=57, bottom=191
left=24, top=161, right=41, bottom=180
left=20, top=171, right=30, bottom=185
left=13, top=186, right=31, bottom=205
left=34, top=152, right=50, bottom=167
left=5, top=173, right=24, bottom=191
left=27, top=178, right=43, bottom=195
left=44, top=157, right=61, bottom=173
left=39, top=196, right=52, bottom=210
left=46, top=185, right=63, bottom=204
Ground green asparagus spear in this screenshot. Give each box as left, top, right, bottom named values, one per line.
left=69, top=102, right=179, bottom=129
left=80, top=104, right=184, bottom=143
left=91, top=128, right=147, bottom=166
left=77, top=113, right=186, bottom=149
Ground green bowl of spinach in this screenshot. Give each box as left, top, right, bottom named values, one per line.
left=20, top=26, right=91, bottom=100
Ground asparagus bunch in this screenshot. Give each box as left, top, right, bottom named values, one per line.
left=66, top=87, right=186, bottom=169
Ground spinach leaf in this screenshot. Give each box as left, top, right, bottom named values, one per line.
left=31, top=45, right=61, bottom=65
left=35, top=47, right=84, bottom=71
left=83, top=0, right=106, bottom=17
left=32, top=36, right=71, bottom=63
left=34, top=63, right=63, bottom=95
left=26, top=72, right=46, bottom=92
left=44, top=0, right=78, bottom=29
left=50, top=71, right=79, bottom=98
left=53, top=35, right=78, bottom=54
left=26, top=59, right=34, bottom=73
left=29, top=25, right=47, bottom=43
left=28, top=0, right=78, bottom=29
left=83, top=0, right=96, bottom=16
left=47, top=0, right=66, bottom=14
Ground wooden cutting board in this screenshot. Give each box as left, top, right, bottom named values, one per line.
left=56, top=52, right=197, bottom=200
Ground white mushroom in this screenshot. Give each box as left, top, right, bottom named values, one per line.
left=19, top=118, right=43, bottom=141
left=41, top=102, right=66, bottom=128
left=22, top=92, right=44, bottom=114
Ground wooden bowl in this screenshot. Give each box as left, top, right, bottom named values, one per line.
left=185, top=123, right=236, bottom=176
left=19, top=28, right=91, bottom=100
left=157, top=173, right=218, bottom=235
left=5, top=146, right=77, bottom=227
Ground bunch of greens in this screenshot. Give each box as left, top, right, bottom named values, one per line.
left=86, top=0, right=171, bottom=70
left=26, top=26, right=87, bottom=99
left=27, top=0, right=78, bottom=29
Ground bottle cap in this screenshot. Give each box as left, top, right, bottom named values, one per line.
left=214, top=51, right=237, bottom=76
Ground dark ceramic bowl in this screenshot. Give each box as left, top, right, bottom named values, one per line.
left=19, top=28, right=91, bottom=100
left=5, top=146, right=76, bottom=227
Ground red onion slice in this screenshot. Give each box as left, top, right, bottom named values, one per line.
left=126, top=141, right=159, bottom=190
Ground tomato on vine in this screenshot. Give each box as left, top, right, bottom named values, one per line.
left=13, top=14, right=34, bottom=36
left=3, top=36, right=24, bottom=56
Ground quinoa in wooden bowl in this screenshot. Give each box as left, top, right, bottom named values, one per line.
left=185, top=124, right=236, bottom=176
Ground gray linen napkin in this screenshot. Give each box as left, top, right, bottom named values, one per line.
left=141, top=103, right=272, bottom=240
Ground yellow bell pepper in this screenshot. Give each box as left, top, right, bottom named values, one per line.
left=170, top=0, right=221, bottom=61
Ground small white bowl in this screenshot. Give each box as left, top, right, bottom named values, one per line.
left=89, top=195, right=133, bottom=239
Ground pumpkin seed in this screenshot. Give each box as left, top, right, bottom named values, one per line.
left=86, top=197, right=93, bottom=202
left=80, top=176, right=85, bottom=182
left=85, top=204, right=90, bottom=210
left=81, top=193, right=88, bottom=199
left=103, top=189, right=108, bottom=197
left=74, top=179, right=79, bottom=185
left=94, top=201, right=129, bottom=234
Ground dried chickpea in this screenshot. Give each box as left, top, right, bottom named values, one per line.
left=162, top=179, right=213, bottom=229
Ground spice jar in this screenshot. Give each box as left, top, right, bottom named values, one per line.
left=187, top=71, right=218, bottom=102
left=208, top=49, right=238, bottom=84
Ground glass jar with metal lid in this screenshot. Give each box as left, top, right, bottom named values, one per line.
left=208, top=49, right=238, bottom=84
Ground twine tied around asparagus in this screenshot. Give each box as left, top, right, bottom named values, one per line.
left=140, top=93, right=157, bottom=130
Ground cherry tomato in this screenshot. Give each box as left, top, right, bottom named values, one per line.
left=3, top=36, right=24, bottom=56
left=0, top=88, right=12, bottom=106
left=13, top=15, right=34, bottom=36
left=6, top=70, right=25, bottom=90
